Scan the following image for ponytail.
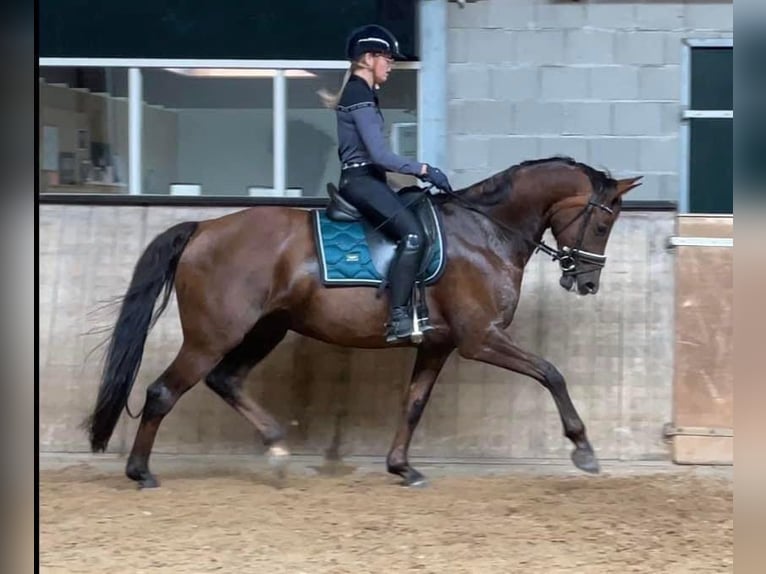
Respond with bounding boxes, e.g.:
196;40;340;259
317;62;364;109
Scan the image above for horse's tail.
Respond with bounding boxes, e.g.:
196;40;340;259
86;220;199;452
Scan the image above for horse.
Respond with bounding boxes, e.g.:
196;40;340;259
85;156;642;488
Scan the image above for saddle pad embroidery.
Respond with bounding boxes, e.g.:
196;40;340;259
313;209;445;287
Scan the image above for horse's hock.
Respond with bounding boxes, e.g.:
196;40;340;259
39;203;730;466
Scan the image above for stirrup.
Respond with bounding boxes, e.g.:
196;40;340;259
417;316;435;334
415;304;434;333
411;283;433;341
385;308;413;343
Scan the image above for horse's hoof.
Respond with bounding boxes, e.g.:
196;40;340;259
126;462;159;488
401;468;428;488
268;444;291;479
405;476;429;488
571;447;600;474
138;475;160;489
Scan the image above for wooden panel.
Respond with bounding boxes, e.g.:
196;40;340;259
672;216;733;464
674;436;733;466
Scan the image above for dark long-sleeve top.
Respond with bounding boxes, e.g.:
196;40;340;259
335;75;422;176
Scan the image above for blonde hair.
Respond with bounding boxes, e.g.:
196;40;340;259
317;58;370;109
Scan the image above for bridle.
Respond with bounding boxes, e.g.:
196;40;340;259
543;183;615;278
436;181;615;277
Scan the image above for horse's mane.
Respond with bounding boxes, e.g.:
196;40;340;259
448;156;617;207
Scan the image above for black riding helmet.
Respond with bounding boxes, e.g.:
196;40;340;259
345;24;405;61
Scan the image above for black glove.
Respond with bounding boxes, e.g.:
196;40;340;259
420;165;452;193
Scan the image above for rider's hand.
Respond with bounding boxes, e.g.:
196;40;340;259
419;165;452;193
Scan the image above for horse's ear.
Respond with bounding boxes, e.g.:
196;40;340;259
616;176;643;196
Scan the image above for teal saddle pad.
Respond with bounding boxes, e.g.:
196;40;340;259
312;208;446;288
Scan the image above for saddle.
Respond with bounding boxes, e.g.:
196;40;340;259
313;183;446;340
324;182;443;285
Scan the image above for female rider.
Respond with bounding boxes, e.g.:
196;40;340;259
319;24;452;343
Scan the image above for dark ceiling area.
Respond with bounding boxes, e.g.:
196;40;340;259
39;1;419;61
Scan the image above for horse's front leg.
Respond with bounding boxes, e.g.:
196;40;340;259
386;344;453;487
459;327;600;474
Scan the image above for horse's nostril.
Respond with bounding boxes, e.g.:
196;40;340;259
585;282;597;293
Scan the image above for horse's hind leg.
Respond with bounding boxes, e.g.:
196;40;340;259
204;313;290;470
386;344;452;487
126;344;220;488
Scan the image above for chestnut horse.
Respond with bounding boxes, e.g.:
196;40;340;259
85;156;641;488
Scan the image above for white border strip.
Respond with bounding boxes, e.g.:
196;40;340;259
682;110;733;119
39;57;420;70
667;236;733;248
684;38;733;48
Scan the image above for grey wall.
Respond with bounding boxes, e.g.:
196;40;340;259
40;204;675;462
446;0;734;201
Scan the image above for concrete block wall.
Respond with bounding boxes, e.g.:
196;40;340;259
447;0;733;202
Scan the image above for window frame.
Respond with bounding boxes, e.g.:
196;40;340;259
38;57;421;199
679;38;733;215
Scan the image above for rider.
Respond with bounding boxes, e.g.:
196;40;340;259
319;24;453;343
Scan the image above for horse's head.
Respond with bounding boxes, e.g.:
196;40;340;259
549;175;643;295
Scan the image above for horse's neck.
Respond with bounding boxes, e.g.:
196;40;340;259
452;172;577;262
474;176;573;257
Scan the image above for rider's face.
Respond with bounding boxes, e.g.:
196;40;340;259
371;53;394;84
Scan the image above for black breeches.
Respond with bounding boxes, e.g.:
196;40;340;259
339;168;425;310
339;169;423;242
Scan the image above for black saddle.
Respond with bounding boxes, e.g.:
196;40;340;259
324;182;442;283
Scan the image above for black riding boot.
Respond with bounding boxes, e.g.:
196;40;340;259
385;233;423;343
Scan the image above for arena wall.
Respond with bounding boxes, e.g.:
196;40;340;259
40;203;675;463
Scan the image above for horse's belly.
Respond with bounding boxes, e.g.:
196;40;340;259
291;285;393;348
